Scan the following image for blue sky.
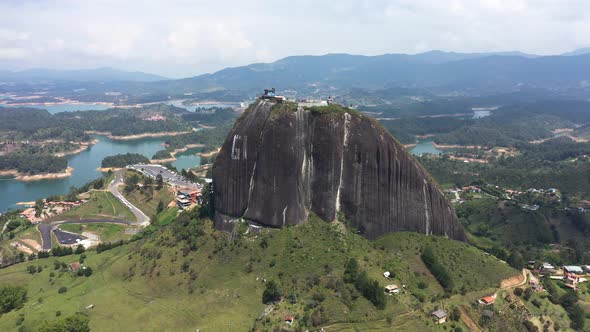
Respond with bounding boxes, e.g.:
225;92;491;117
1;0;589;78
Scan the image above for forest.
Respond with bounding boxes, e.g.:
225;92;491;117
101;153;150;168
0;152;67;174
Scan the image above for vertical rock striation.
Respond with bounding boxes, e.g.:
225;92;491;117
213;100;466;241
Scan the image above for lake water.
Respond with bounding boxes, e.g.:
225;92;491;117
3;100;241;114
1;103;112;114
410;140;443;156
0;135;200;212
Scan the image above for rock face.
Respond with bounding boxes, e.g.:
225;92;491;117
213;99;466;241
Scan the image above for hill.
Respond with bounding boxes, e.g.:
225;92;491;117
163;52;590;97
0;67;167;83
0;211;517;331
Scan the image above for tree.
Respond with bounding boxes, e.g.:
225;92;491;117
156;200;165;214
6;220;21;232
74;244;85;255
156;173;164;189
508;251;524;269
0;285;27;314
262;280;282;304
144;176;153;186
39;312;90;332
421;246;453;292
124;174;140;193
451;306;461;321
92;178;104;189
343;258;359;283
198;182;215;218
35;198;44;217
523;287;533;301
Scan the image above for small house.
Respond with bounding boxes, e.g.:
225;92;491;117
69;262;81;272
478;294;496;305
431;309;447;324
541;262;555;271
385;284;400;294
383;271;391;278
285;315;294;325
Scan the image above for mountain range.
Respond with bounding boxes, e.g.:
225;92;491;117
0;67;167;83
3;49;590;99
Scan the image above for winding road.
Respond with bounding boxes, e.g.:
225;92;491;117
108;169;151;226
38;219;135;250
38;169;150;250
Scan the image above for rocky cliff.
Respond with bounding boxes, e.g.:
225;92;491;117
213;99;466;241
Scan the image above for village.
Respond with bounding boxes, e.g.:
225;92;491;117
3;163;211;260
381;260;590;327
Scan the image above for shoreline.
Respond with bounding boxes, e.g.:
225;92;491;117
0;100;114;107
432;142;484;149
85;130;193;141
53;138;100;157
150;143;206;163
198;147;221;158
96;167;120;172
150;158;176;164
0;167;75;182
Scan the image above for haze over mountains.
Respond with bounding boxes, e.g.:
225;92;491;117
0;67;167;83
3;49;590;100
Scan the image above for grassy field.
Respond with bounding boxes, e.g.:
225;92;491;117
0;213;522;332
123;186;175;218
375;232;517;293
154;207;178;226
58;223;131;243
54;191;135;222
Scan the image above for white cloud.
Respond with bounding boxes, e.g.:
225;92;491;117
0;0;589;77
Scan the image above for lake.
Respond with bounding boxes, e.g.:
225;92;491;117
2;99;242;115
0;135;200;211
1;103;112;114
410;140;443;156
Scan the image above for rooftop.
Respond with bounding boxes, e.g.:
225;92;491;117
431;309;447;319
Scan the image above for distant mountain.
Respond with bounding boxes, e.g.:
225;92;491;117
4;51;590;101
170;52;590;96
410;50;538;64
562;48;590;56
0;67;168;83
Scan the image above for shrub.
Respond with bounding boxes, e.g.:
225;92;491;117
0;285;27;314
39;312;90;332
58;286;68;294
74;244;85;255
421;246;453;292
262;281;282;304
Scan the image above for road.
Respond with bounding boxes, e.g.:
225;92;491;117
39;219;134;250
37;165;195;250
128;164;200;189
109;169;151;226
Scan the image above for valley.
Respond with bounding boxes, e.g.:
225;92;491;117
2;50;590;331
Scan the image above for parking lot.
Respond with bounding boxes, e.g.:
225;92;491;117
127;164;201;190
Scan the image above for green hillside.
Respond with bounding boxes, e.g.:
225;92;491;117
0;212;518;331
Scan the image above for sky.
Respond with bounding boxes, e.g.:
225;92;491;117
1;0;589;78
